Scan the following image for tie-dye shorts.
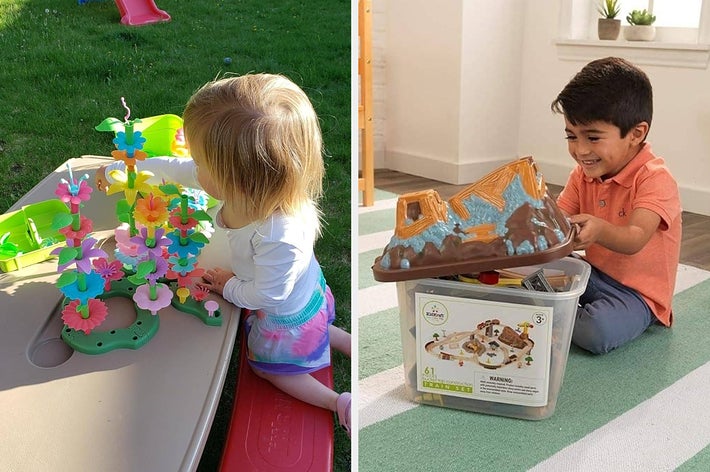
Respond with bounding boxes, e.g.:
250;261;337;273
244;285;335;375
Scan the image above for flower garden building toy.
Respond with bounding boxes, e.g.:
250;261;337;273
51;99;221;355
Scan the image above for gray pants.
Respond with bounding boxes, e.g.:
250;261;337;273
573;265;655;354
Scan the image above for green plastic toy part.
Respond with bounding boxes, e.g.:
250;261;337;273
95;114;184;157
61;276;160;355
61;275;223;355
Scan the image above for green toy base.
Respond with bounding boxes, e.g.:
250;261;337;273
169;282;223;326
61;275;222;355
61;277;160;355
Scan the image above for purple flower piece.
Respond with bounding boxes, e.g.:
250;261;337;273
145;256;169;285
130;227;170;258
56;237;108;274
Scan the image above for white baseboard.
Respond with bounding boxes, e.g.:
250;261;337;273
385;151;519;185
382;153;710;217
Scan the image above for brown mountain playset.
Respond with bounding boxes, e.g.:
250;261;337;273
372;156;574;282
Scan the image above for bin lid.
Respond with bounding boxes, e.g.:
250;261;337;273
372;156;575;282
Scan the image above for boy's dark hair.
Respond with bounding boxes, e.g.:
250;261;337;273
551;57;653;138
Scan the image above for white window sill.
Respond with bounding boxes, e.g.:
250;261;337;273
555;39;710;69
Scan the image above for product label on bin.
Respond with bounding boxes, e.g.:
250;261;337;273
415;292;553;407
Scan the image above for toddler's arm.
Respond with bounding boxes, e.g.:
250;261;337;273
94;156;200;191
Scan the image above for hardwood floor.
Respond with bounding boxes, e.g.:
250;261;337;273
373;168;710;271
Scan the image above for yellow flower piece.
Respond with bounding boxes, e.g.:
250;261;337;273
106;169;155;206
134;193;170;228
176;287;190;303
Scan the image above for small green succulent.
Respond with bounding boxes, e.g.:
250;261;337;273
627;9;656;26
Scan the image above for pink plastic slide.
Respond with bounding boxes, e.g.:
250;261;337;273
114;0;170;26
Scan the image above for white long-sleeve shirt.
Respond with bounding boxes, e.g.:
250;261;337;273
105;157;323;315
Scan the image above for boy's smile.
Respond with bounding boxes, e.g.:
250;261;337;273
563;119;647;180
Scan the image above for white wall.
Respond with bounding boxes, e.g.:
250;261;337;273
381;0;526;184
518;0;710;215
373;0;710;215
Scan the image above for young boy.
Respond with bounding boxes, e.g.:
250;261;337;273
551;57;682;354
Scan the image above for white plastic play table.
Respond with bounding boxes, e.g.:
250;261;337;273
0;156;240;471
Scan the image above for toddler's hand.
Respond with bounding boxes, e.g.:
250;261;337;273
199;267;235;296
95;165;110;192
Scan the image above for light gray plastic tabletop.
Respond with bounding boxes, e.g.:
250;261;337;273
0;156;240;471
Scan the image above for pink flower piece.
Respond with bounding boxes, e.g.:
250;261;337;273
92;258;124;290
204;300;219;317
55;179;93;206
61;299;108;334
133;283;173;316
191;285;209;302
169;208;199;231
59;216;93;240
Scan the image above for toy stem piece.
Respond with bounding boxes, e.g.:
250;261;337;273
71;212;81;231
127;170;136;189
149;282;158;301
79;303;90;319
77;272;87;292
146;226;156;248
180;194;189;224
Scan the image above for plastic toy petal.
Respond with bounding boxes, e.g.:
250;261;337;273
133;283;173;315
62;299;108;335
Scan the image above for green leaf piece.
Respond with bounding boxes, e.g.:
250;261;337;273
159;184;181;195
56;271;78;288
190;233;210;244
135;259;156;278
191;210;211;222
51;213;74;231
58;247;79;265
95;117;124;133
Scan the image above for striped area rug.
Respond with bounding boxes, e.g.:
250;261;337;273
358;189;710;472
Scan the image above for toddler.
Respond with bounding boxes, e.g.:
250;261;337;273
96;74;352;435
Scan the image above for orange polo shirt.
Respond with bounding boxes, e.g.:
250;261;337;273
557;143;682;326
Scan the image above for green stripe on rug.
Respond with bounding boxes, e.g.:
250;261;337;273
359;307;402;379
359;277;710;471
359;248;384;289
677;443;710;471
360;188;399;205
358;207;395;236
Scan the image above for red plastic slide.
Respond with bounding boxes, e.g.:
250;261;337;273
114;0;170;26
219;326;335;471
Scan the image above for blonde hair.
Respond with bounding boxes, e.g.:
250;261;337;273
183;74;324;229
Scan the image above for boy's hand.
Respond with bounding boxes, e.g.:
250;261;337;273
199;267;235;296
569;209;660;255
95;165;110;192
569;213;604;250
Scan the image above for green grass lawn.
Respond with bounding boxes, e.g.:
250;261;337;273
0;0;351;469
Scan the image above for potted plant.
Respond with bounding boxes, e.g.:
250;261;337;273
597;0;621;40
624;9;656;41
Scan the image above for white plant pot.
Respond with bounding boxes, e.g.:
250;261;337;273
624;25;656;41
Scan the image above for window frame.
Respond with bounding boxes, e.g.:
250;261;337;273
556;0;710;69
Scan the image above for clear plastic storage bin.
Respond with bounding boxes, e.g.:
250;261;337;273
396;256;590;420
